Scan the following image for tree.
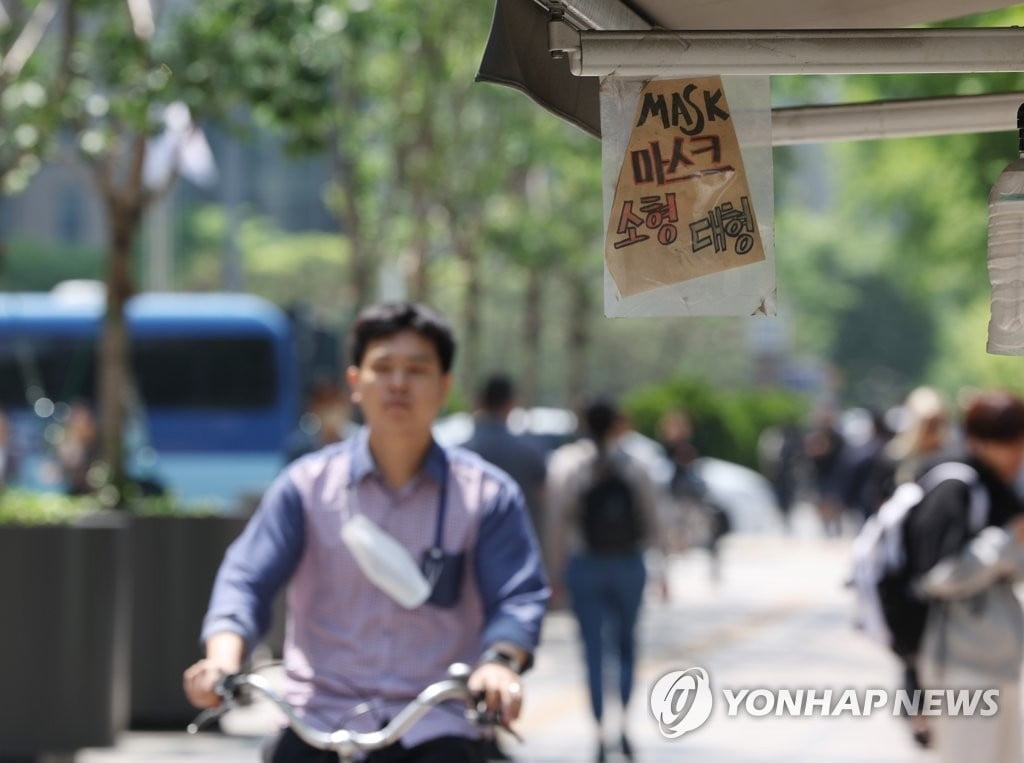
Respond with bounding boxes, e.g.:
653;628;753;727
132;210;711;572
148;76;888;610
180;0;419;316
182;1;610;402
771;5;1024;407
46;2;197;499
0;0;75;267
830;274;935;407
7;0;335;502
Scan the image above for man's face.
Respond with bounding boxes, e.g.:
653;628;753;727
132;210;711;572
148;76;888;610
347;331;451;438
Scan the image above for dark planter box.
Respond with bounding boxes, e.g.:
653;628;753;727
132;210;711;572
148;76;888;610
128;515;248;728
0;515;131;757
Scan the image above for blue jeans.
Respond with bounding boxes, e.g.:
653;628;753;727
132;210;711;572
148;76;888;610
565;552;647;722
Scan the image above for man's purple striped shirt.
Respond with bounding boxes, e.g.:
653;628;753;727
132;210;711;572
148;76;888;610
202;428;549;750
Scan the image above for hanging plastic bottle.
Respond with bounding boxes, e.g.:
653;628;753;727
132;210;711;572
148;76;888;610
987;104;1024;355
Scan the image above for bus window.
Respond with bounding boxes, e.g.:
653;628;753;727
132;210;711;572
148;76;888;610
0;291;301;510
0;337;96;407
133;336;277;408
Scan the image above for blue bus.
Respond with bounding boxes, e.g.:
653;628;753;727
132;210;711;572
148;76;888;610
0;287;301;509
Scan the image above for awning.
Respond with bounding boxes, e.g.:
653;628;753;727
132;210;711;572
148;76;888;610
477;0;1024;140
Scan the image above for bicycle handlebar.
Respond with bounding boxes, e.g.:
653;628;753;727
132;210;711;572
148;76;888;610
188;662;503;758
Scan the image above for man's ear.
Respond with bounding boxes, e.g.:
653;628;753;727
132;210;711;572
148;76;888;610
346;366;361;404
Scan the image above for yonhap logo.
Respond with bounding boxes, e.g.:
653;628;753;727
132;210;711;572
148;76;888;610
648;666;1001;740
649;667;714;738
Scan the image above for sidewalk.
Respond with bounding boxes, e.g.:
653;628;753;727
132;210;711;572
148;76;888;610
81;507;950;761
510;527;935;762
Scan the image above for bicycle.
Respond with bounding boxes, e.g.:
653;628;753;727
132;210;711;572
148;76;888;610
187;662;519;762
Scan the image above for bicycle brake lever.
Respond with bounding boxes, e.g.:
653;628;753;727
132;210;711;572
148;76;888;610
188;673;245;734
466;703;524;743
495;719;524;743
187;703;230;734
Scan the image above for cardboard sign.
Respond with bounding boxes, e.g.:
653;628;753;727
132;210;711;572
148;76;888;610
605;77;766;298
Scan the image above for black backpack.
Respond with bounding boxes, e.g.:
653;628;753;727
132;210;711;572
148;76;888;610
580;458;645;555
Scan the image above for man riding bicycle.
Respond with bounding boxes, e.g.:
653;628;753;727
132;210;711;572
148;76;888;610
184;302;550;762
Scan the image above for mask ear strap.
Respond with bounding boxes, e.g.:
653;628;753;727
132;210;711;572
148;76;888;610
343;482;356;522
431;467;448;552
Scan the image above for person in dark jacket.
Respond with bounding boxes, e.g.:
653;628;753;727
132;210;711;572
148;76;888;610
462;374;547;539
460;374;547;762
804;407;847;537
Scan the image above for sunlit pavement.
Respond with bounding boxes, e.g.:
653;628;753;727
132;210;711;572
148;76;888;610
82;504;951;762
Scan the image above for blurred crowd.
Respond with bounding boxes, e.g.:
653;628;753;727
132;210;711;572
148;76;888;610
447;378;1024;762
757;385;965;537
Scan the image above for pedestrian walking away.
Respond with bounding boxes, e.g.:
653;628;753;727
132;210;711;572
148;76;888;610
461;373;547;550
546;398;665;763
460;372;548;762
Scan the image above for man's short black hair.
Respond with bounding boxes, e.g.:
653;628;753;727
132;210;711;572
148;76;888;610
348;302;456;373
479;374;515;412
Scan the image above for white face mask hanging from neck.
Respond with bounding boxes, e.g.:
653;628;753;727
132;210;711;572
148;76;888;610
340;509;432;609
341;449;453;610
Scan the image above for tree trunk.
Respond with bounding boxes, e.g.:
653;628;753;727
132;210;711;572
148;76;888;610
350;237;373;311
408;195;430;303
460;245;481;396
0;193;7;277
521;268;543;406
99;202;138;503
329;142;373;313
221;135;244;292
566;277;591;413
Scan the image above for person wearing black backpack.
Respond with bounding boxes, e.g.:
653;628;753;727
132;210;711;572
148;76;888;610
545;399;662;763
903;390;1024;763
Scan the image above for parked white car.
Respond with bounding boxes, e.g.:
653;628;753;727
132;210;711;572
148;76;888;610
435;412;784;534
618;430;784;534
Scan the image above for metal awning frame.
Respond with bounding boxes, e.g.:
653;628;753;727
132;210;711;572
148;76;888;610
539;0;1024;143
772;91;1024;145
552;26;1024;77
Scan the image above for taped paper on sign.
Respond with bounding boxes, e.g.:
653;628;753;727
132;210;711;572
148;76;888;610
601;76;775;317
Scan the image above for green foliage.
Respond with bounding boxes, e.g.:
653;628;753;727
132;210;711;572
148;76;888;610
179;206;352;323
0;0;72;192
0;238;104;290
484;129;604;276
830;274;936;407
0;79;51;193
624;376;806;468
441;385;470;417
171;0;336;147
55;2;170;158
931;294;1024;397
13;0;1024;416
771;5;1024;407
0;486;218;523
128;492;220;517
0;488;99;525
